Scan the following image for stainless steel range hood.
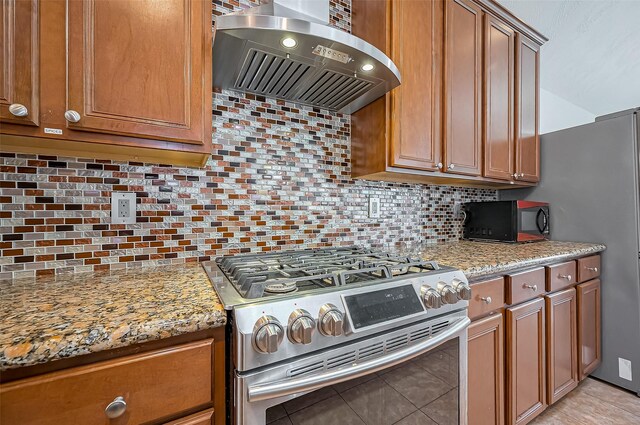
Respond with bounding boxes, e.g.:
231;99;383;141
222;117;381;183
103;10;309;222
212;0;401;114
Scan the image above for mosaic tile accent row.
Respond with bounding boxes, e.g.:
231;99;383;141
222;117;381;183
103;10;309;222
0;0;496;279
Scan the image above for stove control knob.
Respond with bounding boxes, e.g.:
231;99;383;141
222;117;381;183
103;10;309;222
288;309;315;344
318;304;344;337
253;315;284;354
438;282;458;304
452;278;472;301
421;287;442;309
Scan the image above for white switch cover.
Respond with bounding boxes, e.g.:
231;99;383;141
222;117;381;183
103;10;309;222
111;192;136;224
368;197;380;218
619;357;633;381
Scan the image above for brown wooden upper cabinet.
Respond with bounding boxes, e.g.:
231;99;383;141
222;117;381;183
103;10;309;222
0;0;39;126
0;0;212;167
388;0;444;171
483;14;515;181
445;0;483;177
351;0;546;188
515;34;541;183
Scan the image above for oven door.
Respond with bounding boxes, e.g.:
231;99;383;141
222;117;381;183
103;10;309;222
235;313;469;425
516;201;550;242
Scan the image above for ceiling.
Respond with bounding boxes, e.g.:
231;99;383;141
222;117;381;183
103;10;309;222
498;0;640;117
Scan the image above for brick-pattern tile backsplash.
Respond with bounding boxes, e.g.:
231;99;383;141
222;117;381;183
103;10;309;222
0;0;496;279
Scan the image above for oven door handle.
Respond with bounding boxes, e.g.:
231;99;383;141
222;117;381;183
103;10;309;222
247;316;470;402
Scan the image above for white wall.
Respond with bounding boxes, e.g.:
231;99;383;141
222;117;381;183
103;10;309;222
540;88;596;134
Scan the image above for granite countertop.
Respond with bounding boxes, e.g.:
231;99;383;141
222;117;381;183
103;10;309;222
420;240;606;280
0;263;226;371
0;240;605;372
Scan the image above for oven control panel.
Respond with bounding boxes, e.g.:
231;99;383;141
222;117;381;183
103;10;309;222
235;269;470;371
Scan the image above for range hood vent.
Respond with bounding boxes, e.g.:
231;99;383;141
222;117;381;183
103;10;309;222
212;0;401;114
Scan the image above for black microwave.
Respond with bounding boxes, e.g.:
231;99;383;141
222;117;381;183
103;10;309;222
463;200;550;243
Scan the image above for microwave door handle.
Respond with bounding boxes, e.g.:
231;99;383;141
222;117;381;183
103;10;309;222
541;209;549;233
536;209;549;233
247;317;470;402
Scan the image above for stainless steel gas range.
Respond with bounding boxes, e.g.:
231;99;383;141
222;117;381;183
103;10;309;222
203;247;471;425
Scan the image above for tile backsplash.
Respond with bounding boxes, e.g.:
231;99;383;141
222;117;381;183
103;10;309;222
0;0;496;279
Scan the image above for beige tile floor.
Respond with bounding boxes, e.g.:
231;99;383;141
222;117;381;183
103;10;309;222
530;378;640;425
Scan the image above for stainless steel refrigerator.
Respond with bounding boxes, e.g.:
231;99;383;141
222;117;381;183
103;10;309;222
502;107;640;395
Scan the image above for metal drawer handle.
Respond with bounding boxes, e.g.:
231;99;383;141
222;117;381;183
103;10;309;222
586;267;598;272
9;103;28;117
64;110;81;123
523;284;538;291
559;274;572;280
105;396;127;419
480;296;492;304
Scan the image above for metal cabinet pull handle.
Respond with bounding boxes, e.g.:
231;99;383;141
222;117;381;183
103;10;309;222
436;162;443;169
523;284;537;291
559;274;572;280
64;110;81;123
480;296;492;304
586;267;598;272
105;396;127;419
9;103;28;117
449;164;455;169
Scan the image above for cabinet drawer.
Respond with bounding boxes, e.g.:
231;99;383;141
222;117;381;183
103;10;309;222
546;261;577;292
469;277;505;319
506;267;545;305
0;339;214;425
577;255;601;283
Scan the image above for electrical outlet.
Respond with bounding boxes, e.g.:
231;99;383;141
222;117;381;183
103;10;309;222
368;197;380;218
619;357;633;381
111;192;136;224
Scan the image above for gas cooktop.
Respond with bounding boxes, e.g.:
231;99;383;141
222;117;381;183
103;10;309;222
211;246;443;299
203;246;471;373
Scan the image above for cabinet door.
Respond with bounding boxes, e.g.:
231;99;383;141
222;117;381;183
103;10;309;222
389;0;443;171
514;34;540;183
577;279;601;380
0;0;38;126
66;0;211;144
545;288;578;405
468;314;504;425
483;14;515;181
444;0;482;176
506;298;546;425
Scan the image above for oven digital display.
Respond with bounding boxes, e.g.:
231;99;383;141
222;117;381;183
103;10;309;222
344;285;424;329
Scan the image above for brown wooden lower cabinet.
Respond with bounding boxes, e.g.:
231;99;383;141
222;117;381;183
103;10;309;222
468;313;504;425
0;338;222;425
468;255;602;425
577;279;602;380
506;298;546;425
545;288;578;404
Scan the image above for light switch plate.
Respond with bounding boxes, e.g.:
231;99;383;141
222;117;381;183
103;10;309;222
619;357;633;381
368;197;380;218
111;192;136;224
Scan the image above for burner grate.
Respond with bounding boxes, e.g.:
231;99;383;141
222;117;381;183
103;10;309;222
216;247;442;299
